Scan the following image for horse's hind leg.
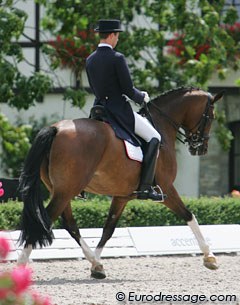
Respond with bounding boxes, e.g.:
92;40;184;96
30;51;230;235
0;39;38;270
92;196;129;279
61;204;105;278
165;185;218;270
17;191;69;265
17;244;32;265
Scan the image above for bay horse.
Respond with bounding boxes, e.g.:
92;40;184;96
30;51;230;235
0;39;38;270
18;87;223;279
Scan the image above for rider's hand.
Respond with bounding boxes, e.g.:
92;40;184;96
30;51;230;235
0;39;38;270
142;91;150;103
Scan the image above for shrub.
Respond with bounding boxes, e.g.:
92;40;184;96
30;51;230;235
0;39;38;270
0;196;239;230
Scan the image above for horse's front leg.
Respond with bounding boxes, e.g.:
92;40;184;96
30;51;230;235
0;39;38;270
164;185;218;270
187;214;218;270
92;196;129;279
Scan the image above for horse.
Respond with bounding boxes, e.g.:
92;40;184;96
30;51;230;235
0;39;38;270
17;87;224;279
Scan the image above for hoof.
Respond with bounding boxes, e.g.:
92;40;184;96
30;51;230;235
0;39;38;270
91;264;106;279
203;256;219;270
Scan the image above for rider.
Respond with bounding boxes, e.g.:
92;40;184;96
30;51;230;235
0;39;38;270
86;19;165;202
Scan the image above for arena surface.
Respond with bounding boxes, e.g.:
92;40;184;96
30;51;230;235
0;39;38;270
2;254;240;305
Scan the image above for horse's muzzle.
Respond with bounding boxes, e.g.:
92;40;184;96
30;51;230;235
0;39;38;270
189;144;208;156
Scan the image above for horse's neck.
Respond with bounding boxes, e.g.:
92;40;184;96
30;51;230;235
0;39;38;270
150;95;186;145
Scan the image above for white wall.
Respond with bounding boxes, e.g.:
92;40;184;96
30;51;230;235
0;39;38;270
174;144;200;197
209;69;240;87
0;94;90;123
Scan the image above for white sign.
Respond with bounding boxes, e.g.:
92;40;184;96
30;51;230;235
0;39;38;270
129;225;240;255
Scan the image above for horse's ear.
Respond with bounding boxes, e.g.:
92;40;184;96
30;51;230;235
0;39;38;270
213;90;225;103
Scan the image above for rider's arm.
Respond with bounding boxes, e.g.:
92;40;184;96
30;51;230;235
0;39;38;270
115;53;145;105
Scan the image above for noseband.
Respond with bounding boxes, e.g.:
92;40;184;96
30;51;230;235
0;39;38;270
147;93;214;150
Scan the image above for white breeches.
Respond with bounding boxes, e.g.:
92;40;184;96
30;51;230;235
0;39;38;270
134;112;161;142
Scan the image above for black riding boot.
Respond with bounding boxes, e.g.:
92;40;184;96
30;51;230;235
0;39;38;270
136;138;167;202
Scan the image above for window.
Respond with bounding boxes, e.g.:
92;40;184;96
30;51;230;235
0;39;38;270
229;121;240;191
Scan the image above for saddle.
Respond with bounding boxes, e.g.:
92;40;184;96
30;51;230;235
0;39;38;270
90;105;144;147
90;105;144;162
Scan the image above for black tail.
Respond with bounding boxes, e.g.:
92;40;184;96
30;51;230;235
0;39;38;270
19;126;58;248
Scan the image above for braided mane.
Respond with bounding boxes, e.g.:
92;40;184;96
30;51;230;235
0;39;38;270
152;86;201;102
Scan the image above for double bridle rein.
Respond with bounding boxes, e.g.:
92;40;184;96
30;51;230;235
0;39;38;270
145;93;214;150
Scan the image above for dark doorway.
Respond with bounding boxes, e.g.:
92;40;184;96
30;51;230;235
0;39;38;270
229;121;240;192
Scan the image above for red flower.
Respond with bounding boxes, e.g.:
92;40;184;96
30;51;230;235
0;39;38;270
0;181;4;197
195;44;210;60
0;286;9;299
167;34;186;57
220;22;240;43
11;266;32;295
41;296;52;305
0;264;52;304
167;33;210;63
48;30;96;69
31;290;52;305
0;236;11;259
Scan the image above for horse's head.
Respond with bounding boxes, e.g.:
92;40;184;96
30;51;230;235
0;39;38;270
149;88;224;156
182;90;224;156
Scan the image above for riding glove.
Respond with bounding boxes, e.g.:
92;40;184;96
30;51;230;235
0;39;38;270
142;91;150;103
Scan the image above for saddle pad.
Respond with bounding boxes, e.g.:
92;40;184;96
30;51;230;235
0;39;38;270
124;140;143;162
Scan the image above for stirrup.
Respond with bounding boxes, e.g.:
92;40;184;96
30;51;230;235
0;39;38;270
133;185;167;202
152;185;166;202
76;191;86;200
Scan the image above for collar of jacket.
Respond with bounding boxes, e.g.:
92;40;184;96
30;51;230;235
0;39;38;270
98;43;113;49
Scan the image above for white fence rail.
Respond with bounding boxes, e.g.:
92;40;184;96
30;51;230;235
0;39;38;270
1;225;240;261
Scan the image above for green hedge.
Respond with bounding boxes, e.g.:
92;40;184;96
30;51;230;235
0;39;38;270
0;196;240;230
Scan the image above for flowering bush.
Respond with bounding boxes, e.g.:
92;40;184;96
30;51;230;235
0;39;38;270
0;236;52;305
221;22;240;44
167;33;210;64
167;22;240;64
49;30;96;71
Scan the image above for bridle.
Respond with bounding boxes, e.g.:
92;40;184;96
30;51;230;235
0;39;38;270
144;93;214;150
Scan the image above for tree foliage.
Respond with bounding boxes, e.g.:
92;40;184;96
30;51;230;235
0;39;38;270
0;113;31;177
0;0;52;110
0;0;53;177
1;0;239;108
38;0;239;93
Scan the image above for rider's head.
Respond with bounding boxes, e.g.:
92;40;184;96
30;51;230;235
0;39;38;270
95;19;123;48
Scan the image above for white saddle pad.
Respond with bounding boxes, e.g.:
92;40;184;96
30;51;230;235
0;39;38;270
124;140;143;162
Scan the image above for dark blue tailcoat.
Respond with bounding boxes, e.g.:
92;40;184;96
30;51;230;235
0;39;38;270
86;46;145;143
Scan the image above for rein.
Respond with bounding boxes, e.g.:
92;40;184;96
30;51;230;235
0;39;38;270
145;93;214;148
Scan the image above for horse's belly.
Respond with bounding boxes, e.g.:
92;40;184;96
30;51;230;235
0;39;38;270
85;156;141;196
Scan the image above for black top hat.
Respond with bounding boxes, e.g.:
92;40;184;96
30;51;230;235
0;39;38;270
94;19;123;33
